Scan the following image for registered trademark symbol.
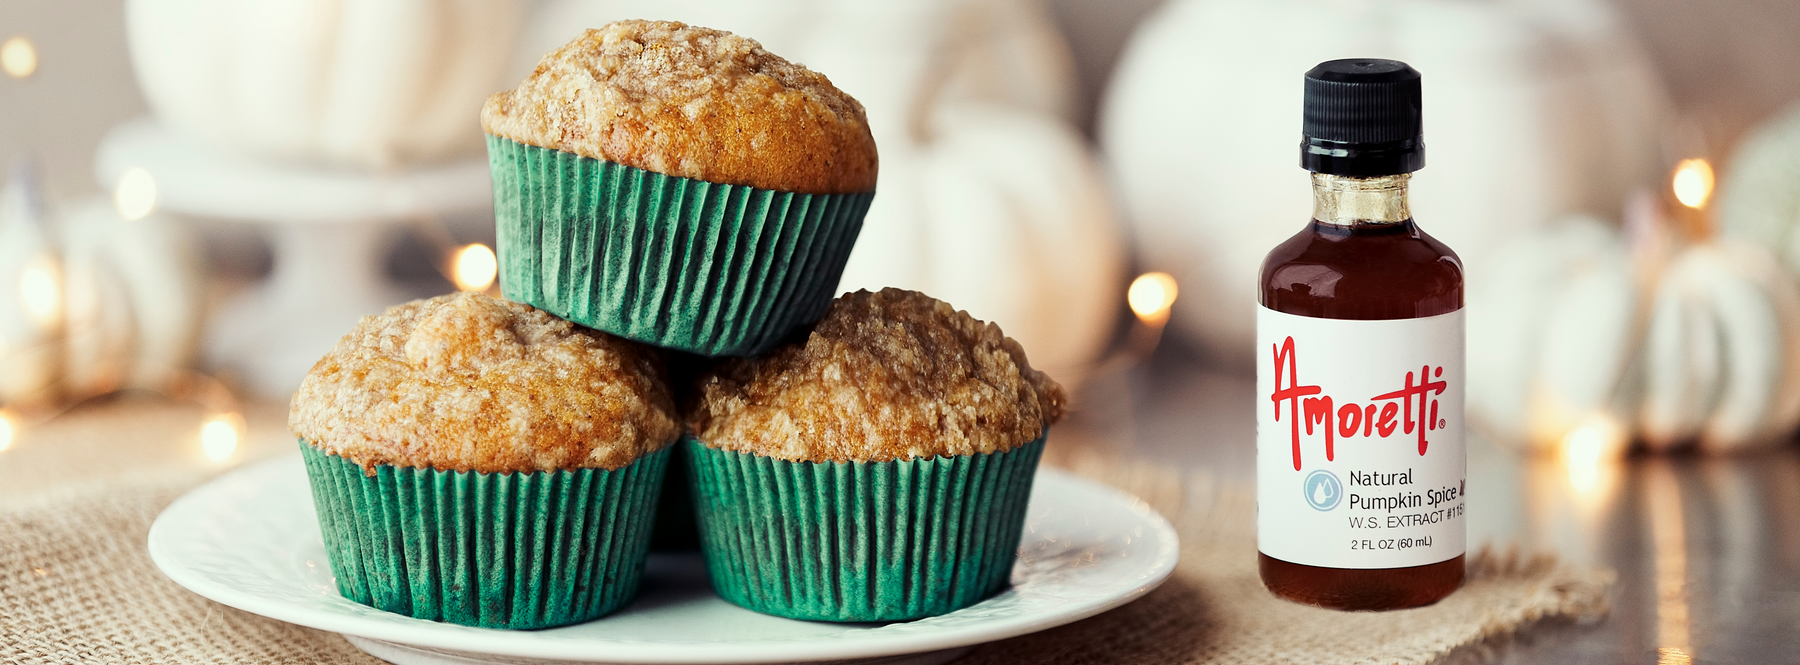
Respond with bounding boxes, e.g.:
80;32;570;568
1438;419;1446;428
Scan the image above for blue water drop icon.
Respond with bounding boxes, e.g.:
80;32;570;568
1304;470;1343;511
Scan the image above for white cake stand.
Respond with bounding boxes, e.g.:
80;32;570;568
95;118;493;398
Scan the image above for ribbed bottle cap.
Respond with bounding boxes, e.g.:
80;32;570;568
1300;59;1423;176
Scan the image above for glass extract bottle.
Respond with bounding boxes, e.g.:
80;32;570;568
1256;59;1466;610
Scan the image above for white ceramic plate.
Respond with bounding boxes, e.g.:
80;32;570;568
149;455;1178;665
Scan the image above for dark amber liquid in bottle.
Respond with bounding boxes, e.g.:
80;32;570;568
1257;217;1465;610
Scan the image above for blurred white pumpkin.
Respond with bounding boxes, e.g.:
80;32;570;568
60;200;208;397
1636;238;1800;450
125;0;528;169
520;0;1125;378
1100;0;1669;365
1468;216;1638;446
1469;201;1800;453
0;164;206;407
0;164;61;406
1718;103;1800;273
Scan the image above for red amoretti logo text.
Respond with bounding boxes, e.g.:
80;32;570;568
1270;336;1447;471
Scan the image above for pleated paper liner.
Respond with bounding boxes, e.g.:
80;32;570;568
487;136;875;357
685;434;1047;622
299;441;669;630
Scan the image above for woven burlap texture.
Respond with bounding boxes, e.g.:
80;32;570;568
1;478;384;665
962;447;1614;665
0;402;1612;664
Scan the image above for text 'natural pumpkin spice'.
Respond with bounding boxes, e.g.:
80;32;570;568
1257;59;1467;610
481;20;877;357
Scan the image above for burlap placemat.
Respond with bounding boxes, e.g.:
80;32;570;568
0;400;1612;664
959;447;1614;665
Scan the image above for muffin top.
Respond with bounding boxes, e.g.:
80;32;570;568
688;288;1066;463
290;292;679;474
481;19;878;195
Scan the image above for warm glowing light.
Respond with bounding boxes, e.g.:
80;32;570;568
1646;462;1692;658
20;259;60;328
453;243;498;292
201;414;242;462
1128;272;1178;324
1561;415;1624;496
1672;159;1713;210
0;412;16;452
1;37;36;79
115;168;157;220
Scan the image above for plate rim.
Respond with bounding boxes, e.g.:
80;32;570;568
148;454;1179;664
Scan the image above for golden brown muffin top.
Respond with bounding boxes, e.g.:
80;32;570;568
481;20;878;195
688;288;1066;463
290;292;679;474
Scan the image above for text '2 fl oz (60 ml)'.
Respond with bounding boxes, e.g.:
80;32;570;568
1256;58;1466;611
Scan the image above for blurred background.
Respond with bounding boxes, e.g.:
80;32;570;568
10;0;1800;448
4;0;1800;661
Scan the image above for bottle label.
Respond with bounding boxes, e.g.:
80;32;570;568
1256;306;1465;569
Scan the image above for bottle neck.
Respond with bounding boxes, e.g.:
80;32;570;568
1312;173;1410;226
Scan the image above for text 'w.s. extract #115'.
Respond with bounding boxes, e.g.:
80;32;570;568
1256;58;1467;612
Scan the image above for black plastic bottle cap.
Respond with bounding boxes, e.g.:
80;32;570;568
1301;58;1423;176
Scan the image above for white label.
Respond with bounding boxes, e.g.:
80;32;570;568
1256;306;1465;569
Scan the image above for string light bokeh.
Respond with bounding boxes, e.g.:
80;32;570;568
0;411;16;452
19;258;60;327
1;36;36;79
200;412;243;463
114;167;157;220
452;243;498;292
1560;414;1626;502
1127;271;1178;326
1672;158;1714;210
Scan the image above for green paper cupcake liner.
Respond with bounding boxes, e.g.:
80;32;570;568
685;434;1047;622
299;441;670;630
487;136;875;357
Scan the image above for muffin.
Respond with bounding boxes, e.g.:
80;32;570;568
482;20;878;357
684;288;1066;621
291;292;679;629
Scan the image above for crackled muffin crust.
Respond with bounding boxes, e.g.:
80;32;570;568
481;20;878;195
290;292;679;474
688;288;1066;462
